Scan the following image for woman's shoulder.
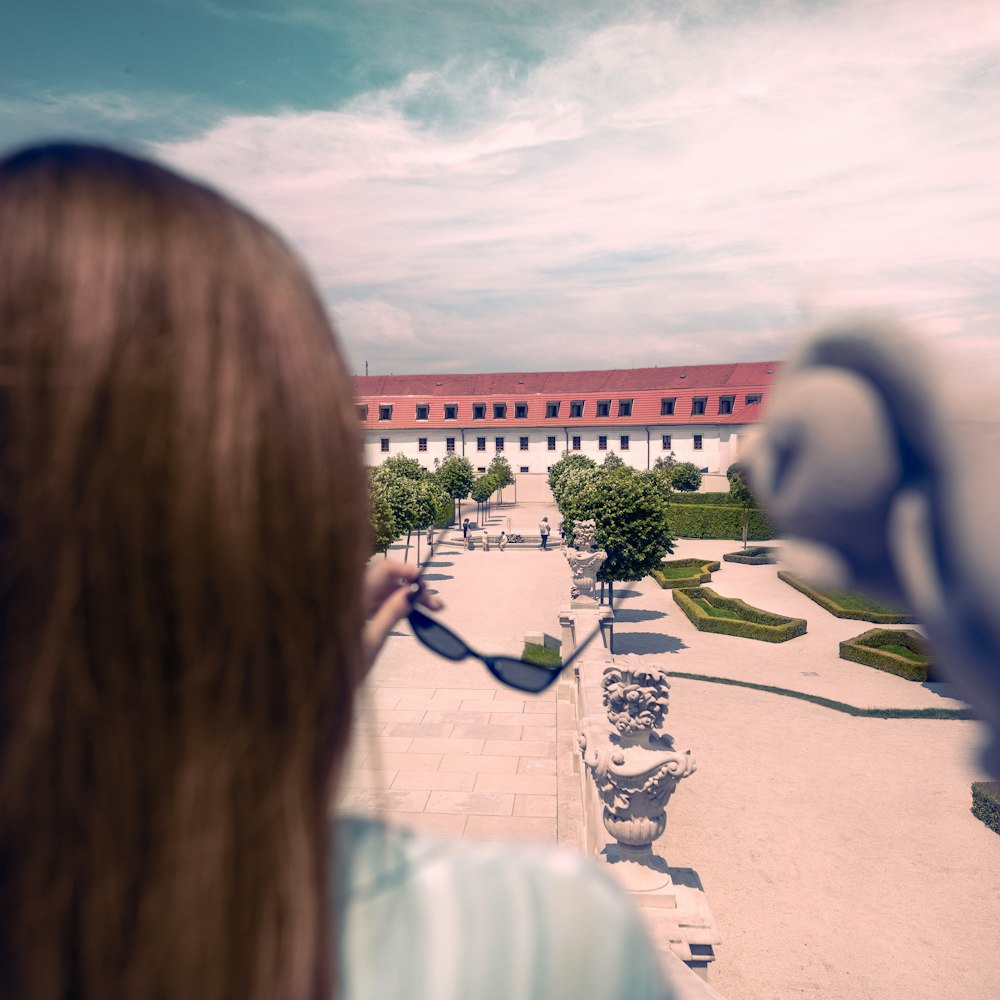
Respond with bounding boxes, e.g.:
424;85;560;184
332;815;671;1000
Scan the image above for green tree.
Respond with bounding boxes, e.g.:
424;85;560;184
367;469;398;557
553;464;674;613
727;462;758;550
381;453;425;481
670;461;702;492
411;478;450;563
487;455;515;504
470;473;497;524
371;466;421;562
601;451;624;470
547;452;597;500
435;454;475;525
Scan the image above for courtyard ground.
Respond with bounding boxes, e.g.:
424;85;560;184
340;498;1000;1000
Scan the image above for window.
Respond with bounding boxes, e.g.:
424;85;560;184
662;434;672;450
495;437;504;452
745;393;762;405
596;400;610;417
444;404;458;420
618;399;633;417
547;436;557;451
691;397;706;416
378;404;392;421
660;397;676;416
415;403;429;420
515;402;528;419
572;436;581;451
694;435;703;450
718;396;734;415
446;437;455;453
598;435;607;450
520;466;529;473
570;400;584;418
477;467;486;473
520;437;529;451
493;403;507;419
477;437;486;451
418;438;427;452
356;404;368;420
546;401;560;418
620;435;630;451
473;403;486;420
380;438;389;452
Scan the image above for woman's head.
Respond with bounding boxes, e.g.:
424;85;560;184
0;144;368;999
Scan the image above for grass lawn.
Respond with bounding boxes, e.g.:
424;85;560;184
876;642;925;662
826;590;903;615
691;597;741;620
521;642;561;668
658;564;706;578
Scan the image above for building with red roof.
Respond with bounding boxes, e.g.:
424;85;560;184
353;360;780;479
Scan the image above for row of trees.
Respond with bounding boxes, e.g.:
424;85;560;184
368;452;516;559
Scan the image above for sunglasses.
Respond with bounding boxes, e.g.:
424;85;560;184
407;540;603;692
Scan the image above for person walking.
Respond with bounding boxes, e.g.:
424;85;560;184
539;516;551;550
462;517;470;539
481;527;490;552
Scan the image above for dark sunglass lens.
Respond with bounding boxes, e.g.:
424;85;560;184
410;612;469;661
489;657;560;693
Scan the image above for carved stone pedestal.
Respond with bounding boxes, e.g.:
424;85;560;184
559;606;615;658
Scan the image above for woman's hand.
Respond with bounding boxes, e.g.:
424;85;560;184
362;560;443;670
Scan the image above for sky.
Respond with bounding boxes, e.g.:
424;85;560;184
2;0;999;376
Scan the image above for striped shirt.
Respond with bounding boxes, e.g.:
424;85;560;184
332;815;672;1000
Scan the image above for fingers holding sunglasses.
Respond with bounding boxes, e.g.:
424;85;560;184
363;560;443;670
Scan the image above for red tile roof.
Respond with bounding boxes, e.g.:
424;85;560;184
353;361;779;430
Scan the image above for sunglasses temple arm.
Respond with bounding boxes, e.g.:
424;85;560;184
562;622;604;668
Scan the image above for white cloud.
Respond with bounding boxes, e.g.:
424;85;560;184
157;0;1000;374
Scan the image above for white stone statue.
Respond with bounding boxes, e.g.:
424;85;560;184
563;519;607;608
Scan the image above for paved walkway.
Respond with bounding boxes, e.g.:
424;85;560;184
340;500;1000;1000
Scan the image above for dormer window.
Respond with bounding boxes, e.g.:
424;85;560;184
444;404;458;420
546;401;560;418
596;400;611;417
415;403;429;420
493;403;507;419
473;403;486;420
618;399;633;417
378;404;393;421
745;393;762;405
660;398;675;416
515;402;528;419
356;404;368;421
718;396;734;415
570;400;584;418
691;398;706;416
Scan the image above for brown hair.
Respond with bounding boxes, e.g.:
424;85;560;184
0;145;368;1000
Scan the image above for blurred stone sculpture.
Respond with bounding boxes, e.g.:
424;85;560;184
744;317;1000;777
564;519;607;608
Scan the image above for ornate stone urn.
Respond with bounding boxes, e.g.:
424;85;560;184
579;659;696;860
563;519;607;608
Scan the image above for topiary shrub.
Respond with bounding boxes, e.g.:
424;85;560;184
778;571;911;623
673;586;807;642
723;546;779;565
839;628;930;681
972;782;1000;836
670;461;702;491
650;557;720;589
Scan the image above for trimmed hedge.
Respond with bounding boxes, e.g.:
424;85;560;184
972;782;1000;836
839;628;930;682
778;571;912;623
666;503;774;540
650;557;721;589
723;546;779;565
668;492;741;506
673;586;807;642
